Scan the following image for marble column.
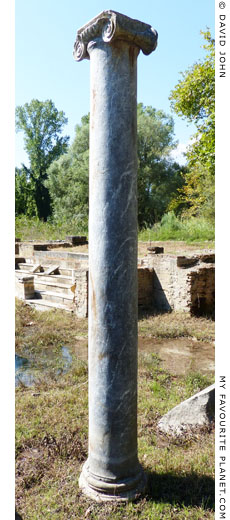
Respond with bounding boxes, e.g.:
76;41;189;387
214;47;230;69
73;10;157;502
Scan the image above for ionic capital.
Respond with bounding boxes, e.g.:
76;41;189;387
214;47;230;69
73;10;158;61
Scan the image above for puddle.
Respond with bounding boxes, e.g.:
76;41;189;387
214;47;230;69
138;336;215;375
15;346;73;387
16;335;214;385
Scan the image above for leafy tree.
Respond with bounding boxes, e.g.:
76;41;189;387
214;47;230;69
137;103;184;227
46;106;184;228
45;114;89;225
15;166;37;216
15;99;69;220
169;31;215;219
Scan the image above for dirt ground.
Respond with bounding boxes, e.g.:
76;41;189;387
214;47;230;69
139;336;214;376
70;333;214;377
53;240;214;258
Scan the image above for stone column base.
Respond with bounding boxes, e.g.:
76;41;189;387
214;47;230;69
79;461;147;502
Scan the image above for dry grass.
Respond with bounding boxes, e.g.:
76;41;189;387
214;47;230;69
138;310;215;342
15;300;214;519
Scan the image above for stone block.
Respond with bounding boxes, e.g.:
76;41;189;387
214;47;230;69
177;256;198;268
15;275;35;300
158;384;215;435
43;265;59;275
66;235;88;245
138;268;154;307
18;243;35;257
75;269;88;318
147;246;164;254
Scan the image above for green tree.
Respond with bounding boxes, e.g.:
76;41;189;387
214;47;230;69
46;106;184;229
169;31;215;219
15;166;37;216
45;114;89;226
15;99;69;220
137;103;184;227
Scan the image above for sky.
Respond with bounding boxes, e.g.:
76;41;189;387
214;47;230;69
15;0;215;167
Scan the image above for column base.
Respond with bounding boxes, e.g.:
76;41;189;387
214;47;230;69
79;461;147;502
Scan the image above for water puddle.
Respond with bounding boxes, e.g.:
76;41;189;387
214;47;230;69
15;346;73;387
16;335;214;386
138;336;215;375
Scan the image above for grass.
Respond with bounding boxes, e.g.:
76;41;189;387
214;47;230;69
138;311;215;342
15;213;214;245
138;213;214;243
15;300;215;519
15;215;88;241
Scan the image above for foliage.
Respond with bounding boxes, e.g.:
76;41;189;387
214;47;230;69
15;166;37;217
46;106;185;228
138;212;214;242
15;99;69;220
137;104;185;227
15;214;88;241
15;212;214;244
45;115;89;223
169;31;215;219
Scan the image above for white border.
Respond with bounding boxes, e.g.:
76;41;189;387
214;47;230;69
215;0;230;518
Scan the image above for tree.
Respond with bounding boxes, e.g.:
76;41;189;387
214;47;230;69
169;31;215;219
15;166;37;216
15;99;69;220
45;114;89;226
46;106;184;229
137;103;184;227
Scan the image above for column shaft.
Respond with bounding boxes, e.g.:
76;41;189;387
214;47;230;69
74;10;158;502
80;41;144;500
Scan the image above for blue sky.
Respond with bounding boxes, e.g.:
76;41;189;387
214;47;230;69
15;0;214;166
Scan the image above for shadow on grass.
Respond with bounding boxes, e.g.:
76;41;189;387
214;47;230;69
146;470;215;510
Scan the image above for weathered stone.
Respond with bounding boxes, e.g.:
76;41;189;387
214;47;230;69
31;264;41;273
74;10;157;502
74;10;157;62
43;265;59;275
15;275;35;300
15;247;215;316
75;269;88;318
66;235;88;245
142;251;215;316
158;384;215;435
147;246;164;254
15;257;26;268
138;268;154;307
177;256;199;268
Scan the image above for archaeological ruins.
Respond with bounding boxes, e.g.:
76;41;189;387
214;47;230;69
15;238;215;318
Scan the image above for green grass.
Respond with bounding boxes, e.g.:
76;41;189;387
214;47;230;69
15;215;88;241
15;300;215;519
15;213;214;244
138;212;214;243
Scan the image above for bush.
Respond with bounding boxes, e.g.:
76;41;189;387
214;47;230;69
15;215;88;241
138;211;214;242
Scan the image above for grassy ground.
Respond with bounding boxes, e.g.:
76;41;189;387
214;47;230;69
15;214;214;245
15;299;215;519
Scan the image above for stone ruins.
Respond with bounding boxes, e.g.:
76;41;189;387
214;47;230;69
15;239;215;318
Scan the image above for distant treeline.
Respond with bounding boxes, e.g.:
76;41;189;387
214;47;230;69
15;31;214;233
